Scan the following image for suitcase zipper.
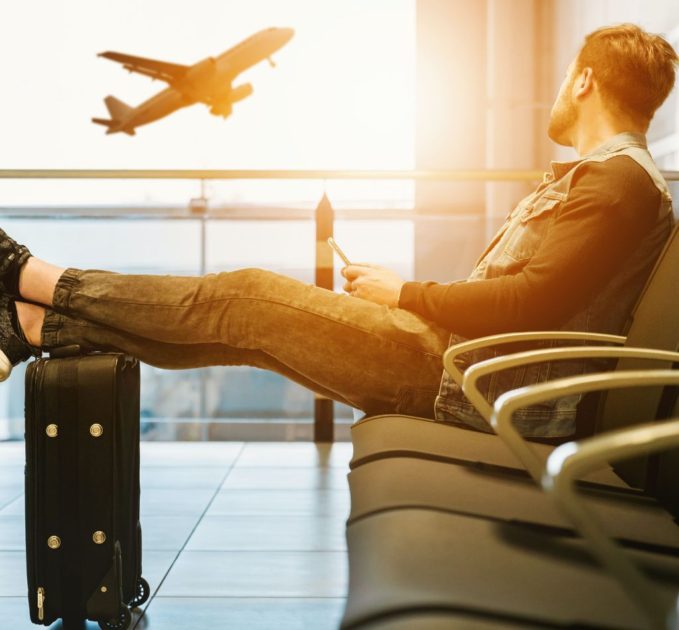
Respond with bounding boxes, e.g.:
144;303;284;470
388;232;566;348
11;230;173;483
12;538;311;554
37;586;45;621
28;360;47;622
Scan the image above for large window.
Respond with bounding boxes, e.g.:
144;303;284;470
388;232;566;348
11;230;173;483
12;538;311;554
0;1;416;440
649;23;679;171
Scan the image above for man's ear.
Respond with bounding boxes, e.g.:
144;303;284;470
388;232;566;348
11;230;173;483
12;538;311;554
573;66;595;100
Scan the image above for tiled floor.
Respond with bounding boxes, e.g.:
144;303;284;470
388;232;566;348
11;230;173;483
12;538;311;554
0;441;351;629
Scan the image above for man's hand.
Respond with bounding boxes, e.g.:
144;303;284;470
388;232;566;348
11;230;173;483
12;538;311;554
341;264;405;307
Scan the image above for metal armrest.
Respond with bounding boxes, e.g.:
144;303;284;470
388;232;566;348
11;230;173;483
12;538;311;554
463;345;679;427
543;391;679;630
489;362;679;482
442;331;625;387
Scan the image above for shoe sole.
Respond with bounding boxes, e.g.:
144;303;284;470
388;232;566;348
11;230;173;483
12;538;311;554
0;350;12;382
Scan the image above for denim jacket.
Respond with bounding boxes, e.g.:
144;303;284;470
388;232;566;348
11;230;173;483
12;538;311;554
434;132;674;438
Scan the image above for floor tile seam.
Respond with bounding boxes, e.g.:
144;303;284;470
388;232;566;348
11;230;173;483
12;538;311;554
205;508;351;512
141;465;239;469
141;512;212;517
140;442;246;447
141;487;225;491
183;549;348;553
215;490;350;494
189;514;346;519
226;467;350;471
207;508;350;513
172;549;347;554
150;595;347;600
230;465;350;469
224;441;251;470
214;487;350;491
140;466;235;469
137;441;247;624
204;516;349;520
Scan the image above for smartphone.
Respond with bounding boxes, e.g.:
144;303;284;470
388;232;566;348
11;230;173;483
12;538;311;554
327;237;352;266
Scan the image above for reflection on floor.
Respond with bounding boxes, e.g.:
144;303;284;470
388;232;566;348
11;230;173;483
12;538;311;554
0;441;351;630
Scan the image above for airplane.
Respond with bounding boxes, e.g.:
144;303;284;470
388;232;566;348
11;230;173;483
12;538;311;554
92;27;294;136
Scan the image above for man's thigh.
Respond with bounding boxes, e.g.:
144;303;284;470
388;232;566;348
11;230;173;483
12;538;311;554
224;269;450;416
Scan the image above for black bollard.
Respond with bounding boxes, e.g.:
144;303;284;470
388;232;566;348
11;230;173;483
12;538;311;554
314;193;335;442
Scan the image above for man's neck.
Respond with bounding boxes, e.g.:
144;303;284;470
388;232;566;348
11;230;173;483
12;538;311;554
570;113;644;157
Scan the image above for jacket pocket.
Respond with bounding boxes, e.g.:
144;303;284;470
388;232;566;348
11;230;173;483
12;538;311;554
520;195;562;223
503;192;565;262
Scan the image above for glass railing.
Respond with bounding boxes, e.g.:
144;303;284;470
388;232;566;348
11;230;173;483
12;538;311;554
1;169;677;442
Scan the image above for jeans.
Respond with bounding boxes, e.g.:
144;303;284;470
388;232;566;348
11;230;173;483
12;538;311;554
40;267;449;418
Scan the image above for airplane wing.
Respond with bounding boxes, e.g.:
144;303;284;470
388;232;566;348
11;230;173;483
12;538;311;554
98;51;189;83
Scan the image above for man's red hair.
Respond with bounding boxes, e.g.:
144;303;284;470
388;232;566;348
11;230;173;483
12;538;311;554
576;24;678;128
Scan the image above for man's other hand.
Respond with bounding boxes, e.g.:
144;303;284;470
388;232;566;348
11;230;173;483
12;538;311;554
341;264;405;307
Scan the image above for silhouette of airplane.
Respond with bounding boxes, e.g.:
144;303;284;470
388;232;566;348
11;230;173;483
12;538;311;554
92;27;294;135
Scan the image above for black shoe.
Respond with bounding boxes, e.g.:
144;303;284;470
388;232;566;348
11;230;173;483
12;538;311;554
0;228;32;298
0;293;39;381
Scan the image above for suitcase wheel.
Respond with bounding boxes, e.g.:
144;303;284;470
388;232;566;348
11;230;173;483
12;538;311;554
98;605;132;630
129;577;150;608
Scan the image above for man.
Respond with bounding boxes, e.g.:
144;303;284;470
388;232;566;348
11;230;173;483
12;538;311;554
0;24;677;438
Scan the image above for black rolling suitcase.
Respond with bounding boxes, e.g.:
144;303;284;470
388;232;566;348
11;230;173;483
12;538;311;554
24;349;149;630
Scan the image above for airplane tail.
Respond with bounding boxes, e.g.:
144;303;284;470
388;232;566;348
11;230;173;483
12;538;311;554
91;116;136;136
92;96;136;135
104;95;133;120
92;117;114;130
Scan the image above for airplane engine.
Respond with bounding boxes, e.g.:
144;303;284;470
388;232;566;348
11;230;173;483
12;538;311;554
209;84;253;118
231;83;253;103
210;102;232;118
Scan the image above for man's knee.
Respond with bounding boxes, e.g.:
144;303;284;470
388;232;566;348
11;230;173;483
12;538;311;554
223;267;274;286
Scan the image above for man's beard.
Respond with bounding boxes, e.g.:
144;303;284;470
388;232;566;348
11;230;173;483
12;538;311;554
548;90;578;146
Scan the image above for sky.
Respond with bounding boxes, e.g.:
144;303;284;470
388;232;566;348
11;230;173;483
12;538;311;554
0;0;415;172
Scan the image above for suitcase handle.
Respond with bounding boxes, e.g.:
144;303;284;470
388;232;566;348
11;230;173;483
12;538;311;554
48;346;139;370
48;345;83;359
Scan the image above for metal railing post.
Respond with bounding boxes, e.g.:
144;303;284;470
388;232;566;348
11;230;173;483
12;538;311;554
314;192;335;442
190;180;210;439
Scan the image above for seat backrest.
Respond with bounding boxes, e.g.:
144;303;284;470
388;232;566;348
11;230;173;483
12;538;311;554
652;394;679;517
597;220;679;486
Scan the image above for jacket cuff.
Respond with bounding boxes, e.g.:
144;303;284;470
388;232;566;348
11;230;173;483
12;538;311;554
398;281;424;311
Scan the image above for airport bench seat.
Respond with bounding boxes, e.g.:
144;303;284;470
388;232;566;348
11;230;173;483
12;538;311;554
341;370;679;629
342;506;679;629
347;456;679;550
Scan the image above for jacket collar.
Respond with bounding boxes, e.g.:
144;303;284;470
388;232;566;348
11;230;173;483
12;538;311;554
548;132;648;181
